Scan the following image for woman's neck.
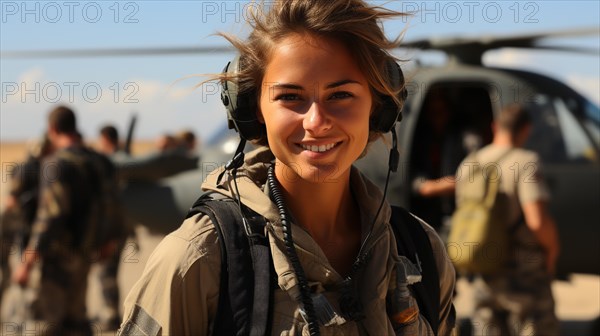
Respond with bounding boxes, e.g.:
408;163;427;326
274;163;357;242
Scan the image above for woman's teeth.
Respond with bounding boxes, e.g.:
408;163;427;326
301;143;337;153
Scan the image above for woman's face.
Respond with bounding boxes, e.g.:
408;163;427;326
259;33;373;184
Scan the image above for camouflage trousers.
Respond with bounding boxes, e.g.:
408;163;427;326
0;238;12;307
1;210;23;306
471;271;559;336
5;252;94;336
94;238;127;330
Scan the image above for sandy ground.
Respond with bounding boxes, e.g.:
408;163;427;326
2;141;599;335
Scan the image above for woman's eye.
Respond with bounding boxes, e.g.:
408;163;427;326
329;91;353;100
274;93;301;101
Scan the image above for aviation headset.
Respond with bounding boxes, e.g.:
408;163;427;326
220;55;408;142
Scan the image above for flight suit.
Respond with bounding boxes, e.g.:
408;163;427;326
120;147;457;335
455;144;559;335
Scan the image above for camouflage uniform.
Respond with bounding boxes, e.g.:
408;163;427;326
95;229;133;330
456;144;559;335
95;150;133;331
0;208;19;308
1;155;43;306
21;146;119;336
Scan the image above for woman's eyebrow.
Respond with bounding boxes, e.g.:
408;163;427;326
325;79;361;89
271;83;304;90
270;80;361;90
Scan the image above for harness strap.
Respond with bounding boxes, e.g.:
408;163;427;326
390;206;440;335
186;196;441;335
186;193;271;336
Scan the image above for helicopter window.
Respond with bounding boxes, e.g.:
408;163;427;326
554;98;598;162
525;95;597;163
407;85;494;230
583;101;600;146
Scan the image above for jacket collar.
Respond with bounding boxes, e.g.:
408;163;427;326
202;146;392;288
201;146;392;234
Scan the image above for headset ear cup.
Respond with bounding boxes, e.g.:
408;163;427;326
220;55;264;141
370;59;407;133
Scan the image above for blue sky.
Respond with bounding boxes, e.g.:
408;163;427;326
1;0;599;142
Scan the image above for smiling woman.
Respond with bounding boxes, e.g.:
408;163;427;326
119;1;456;335
258;33;372;185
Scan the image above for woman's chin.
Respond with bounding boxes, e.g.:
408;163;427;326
276;161;348;184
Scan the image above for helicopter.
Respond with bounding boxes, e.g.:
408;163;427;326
357;28;600;277
3;28;599;278
102;28;599;278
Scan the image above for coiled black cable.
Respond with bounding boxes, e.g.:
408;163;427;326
340;127;398;320
267;166;320;336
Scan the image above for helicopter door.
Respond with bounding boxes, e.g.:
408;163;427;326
525;95;600;275
407;84;494;233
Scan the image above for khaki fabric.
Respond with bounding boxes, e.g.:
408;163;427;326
455;144;558;335
120;147;456;335
455;145;549;228
456;144;551;270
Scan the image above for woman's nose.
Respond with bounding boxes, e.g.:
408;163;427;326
303;102;332;135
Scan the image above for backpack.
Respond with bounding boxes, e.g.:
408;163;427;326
186;193;441;335
447;149;514;275
57;147;125;256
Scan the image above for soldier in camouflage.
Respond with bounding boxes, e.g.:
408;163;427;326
12;106;119;336
0;134;53;308
95;124;134;331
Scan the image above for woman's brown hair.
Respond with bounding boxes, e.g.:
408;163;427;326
215;0;408;145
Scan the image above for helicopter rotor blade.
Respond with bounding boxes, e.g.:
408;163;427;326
401;27;599;51
503;45;600;55
399;27;599;65
1;46;236;59
3;27;597;62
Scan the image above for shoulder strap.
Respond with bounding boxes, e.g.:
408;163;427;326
483;148;515;209
390;206;440;335
186;193;272;336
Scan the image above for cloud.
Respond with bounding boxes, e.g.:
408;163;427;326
2;67;47;106
17;67;45;86
1;73;226;141
112;79;218;103
74;79;226;141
